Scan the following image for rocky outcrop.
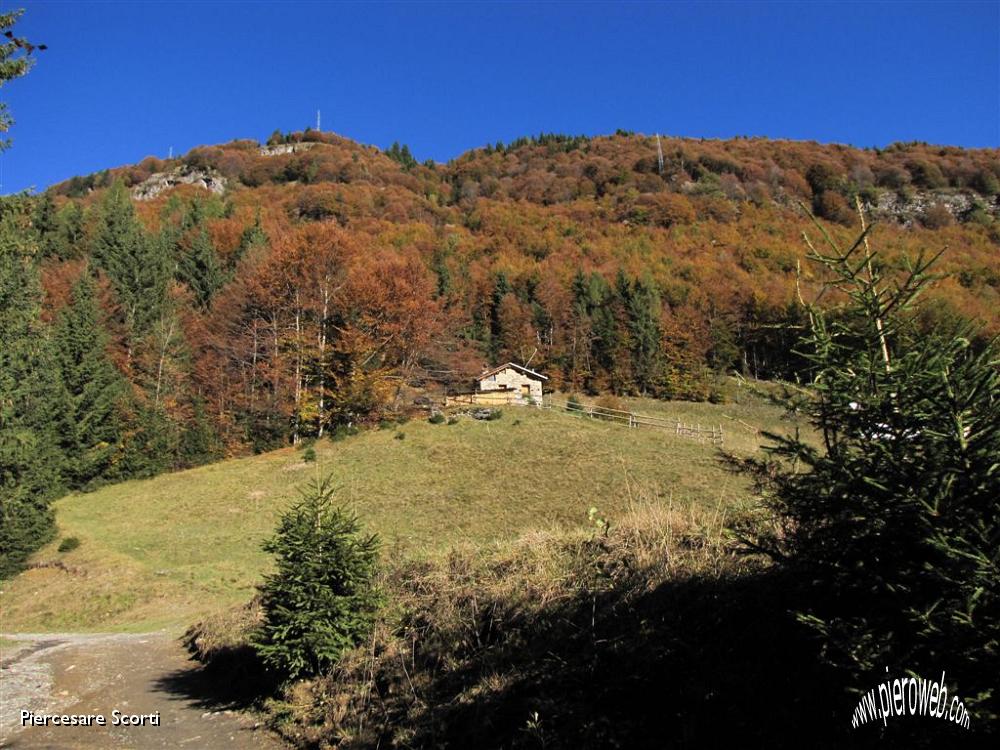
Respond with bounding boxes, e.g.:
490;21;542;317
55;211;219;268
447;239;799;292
131;167;227;201
867;189;999;226
259;142;318;157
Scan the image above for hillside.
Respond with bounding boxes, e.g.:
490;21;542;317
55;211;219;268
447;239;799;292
0;394;788;633
6;130;998;585
27;132;1000;464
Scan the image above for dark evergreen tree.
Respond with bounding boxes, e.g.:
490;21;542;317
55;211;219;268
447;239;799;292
90;180;169;342
0;196;64;577
52;273;127;488
178;399;224;468
32;191;59;256
119;402;175;479
255;475;381;678
626;276;663;395
742;214;1000;730
178;227;225;308
232;209;267;268
53;200;85;259
488;272;512;362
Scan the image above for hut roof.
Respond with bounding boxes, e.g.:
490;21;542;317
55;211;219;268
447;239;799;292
477;362;548;381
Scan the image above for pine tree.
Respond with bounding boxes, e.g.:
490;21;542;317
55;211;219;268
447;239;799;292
52;273;127;488
255;475;381;678
488;272;512;362
0;196;64;577
742;209;1000;728
32;191;58;256
54;201;85;259
232;209;267;267
0;9;35;150
91;180;169;341
626;276;663;395
178;227;224;308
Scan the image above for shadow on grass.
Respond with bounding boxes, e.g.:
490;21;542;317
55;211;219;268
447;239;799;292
405;569;845;748
355;567;989;749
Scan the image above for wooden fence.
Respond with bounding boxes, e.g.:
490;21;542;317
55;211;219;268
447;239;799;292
445;392;532;407
544;399;724;446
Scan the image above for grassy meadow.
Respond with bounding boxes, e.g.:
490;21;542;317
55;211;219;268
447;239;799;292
0;389;794;634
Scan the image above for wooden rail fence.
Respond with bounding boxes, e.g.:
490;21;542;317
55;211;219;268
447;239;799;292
544;399;724;446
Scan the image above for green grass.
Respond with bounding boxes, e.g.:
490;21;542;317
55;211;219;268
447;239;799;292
0;392;793;634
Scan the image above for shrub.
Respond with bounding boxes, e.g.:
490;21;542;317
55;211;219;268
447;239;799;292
906;159;948;189
814;190;854;226
394;432;406;440
302;447;317;463
428;413;445;424
329;425;359;442
595;394;627;413
447;416;459;425
57;536;80;553
395;414;411;425
254;476;381;679
378;419;394;430
920;202;953;229
567;394;583;412
972;168;1000;196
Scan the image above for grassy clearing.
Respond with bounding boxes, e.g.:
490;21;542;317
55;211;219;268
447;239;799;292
1;391;791;634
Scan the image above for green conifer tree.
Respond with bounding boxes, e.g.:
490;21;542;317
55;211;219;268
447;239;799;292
743;210;1000;728
52;273;126;488
626;276;663;395
255;476;381;678
178;227;225;308
90;180;169;341
232;209;267;267
0;196;65;577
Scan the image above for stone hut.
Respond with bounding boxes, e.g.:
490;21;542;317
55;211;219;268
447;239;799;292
476;362;547;402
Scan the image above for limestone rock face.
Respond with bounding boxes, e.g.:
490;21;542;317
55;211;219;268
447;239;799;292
259;142;318;157
868;189;999;226
131;167;227;201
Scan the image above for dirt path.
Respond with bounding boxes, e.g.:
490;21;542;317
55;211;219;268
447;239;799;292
0;632;287;749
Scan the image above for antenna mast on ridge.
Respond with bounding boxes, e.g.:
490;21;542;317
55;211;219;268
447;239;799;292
316;109;321;132
656;133;664;176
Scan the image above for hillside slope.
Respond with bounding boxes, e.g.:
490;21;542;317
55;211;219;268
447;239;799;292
0;397;784;633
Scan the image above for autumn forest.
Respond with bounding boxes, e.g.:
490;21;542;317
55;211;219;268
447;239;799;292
4;129;999;571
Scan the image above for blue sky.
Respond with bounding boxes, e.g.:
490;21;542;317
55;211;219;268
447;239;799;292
2;0;998;194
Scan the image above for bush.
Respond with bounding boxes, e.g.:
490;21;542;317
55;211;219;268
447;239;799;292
394;432;405;440
920;202;953;229
378;419;394;430
57;536;80;553
595;394;627;413
329;425;359;442
302;447;317;463
814;190;855;226
447;416;459;425
428;413;445;424
567;394;583;412
395;414;410;425
254;476;381;679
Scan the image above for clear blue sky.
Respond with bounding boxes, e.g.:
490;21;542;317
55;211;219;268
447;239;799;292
2;0;998;194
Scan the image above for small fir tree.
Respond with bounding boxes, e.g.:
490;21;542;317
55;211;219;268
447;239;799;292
255;475;381;679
